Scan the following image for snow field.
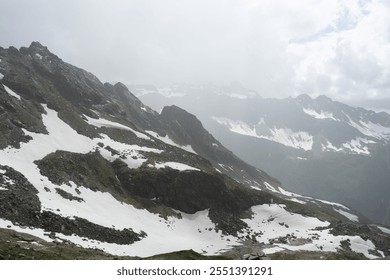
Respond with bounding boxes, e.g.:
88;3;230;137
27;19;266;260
212;116;314;151
0;105;187;228
303;107;337;121
377;226;390;235
348;115;390;140
0;105;234;256
151;161;200;171
145;130;197;154
3;84;21;100
0;218;54;242
334;208;359;222
83;114;150;140
243;204;381;259
0;105;384;258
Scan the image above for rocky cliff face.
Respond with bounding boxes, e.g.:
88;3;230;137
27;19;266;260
0;42;389;259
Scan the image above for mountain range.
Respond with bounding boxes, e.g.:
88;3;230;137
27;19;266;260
134;82;390;227
0;42;389;259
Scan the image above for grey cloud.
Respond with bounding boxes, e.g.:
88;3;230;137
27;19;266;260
0;0;389;105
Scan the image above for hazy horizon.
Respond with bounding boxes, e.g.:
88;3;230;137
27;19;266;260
1;0;390;109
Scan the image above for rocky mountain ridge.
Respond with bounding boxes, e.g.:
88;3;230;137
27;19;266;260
0;43;389;259
135;83;390;227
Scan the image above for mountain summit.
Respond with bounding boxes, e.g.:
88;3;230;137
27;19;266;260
0;43;389;259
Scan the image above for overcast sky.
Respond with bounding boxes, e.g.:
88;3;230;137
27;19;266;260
1;0;390;106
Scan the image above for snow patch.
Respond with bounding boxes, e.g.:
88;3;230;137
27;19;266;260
1;175;15;185
0;210;239;258
297;157;307;160
212;117;313;151
267;127;313;151
377;226;390;235
212;117;258;137
289;198;307;204
262;246;286;254
342;137;371;155
84;115;150;140
277;186;304;198
151;161;200;172
0;105;161;227
347;115;390;140
0;218;54;242
349;236;382;259
322;141;343;152
97;134;162;168
3;85;21;100
315;199;350;211
303;108;337;120
146;130;197;154
264;182;277;192
334;209;359;222
243;204;379;259
0;73;4;80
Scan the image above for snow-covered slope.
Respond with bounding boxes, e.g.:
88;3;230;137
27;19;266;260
1;103;379;258
212;117;314;151
1;42;389;260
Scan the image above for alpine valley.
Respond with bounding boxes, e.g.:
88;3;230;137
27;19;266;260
136;82;390;229
0;42;389;260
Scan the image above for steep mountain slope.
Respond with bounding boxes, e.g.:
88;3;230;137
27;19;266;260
136;83;390;227
0;43;389;259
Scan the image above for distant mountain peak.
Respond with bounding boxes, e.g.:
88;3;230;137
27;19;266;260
26;41;54;57
28;41;47;51
315;94;333;103
296;93;313;103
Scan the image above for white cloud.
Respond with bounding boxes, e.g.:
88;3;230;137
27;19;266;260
288;0;390;102
0;0;389;104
